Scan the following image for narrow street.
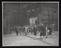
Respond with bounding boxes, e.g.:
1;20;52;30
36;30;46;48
2;31;59;46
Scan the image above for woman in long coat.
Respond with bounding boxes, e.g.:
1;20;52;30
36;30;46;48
33;25;37;36
38;24;46;38
15;26;18;36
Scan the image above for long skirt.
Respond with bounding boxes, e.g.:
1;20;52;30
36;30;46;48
16;31;18;36
40;31;46;36
34;30;37;35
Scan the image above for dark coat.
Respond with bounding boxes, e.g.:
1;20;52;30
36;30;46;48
48;28;52;35
38;25;46;36
33;27;37;35
15;27;18;35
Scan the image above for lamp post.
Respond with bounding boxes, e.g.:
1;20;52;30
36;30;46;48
48;5;50;28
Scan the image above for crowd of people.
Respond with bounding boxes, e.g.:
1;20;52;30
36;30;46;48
11;24;52;39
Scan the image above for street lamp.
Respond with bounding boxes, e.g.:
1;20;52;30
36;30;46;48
48;5;50;28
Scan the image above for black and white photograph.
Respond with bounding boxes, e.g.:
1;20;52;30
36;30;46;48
2;1;59;46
